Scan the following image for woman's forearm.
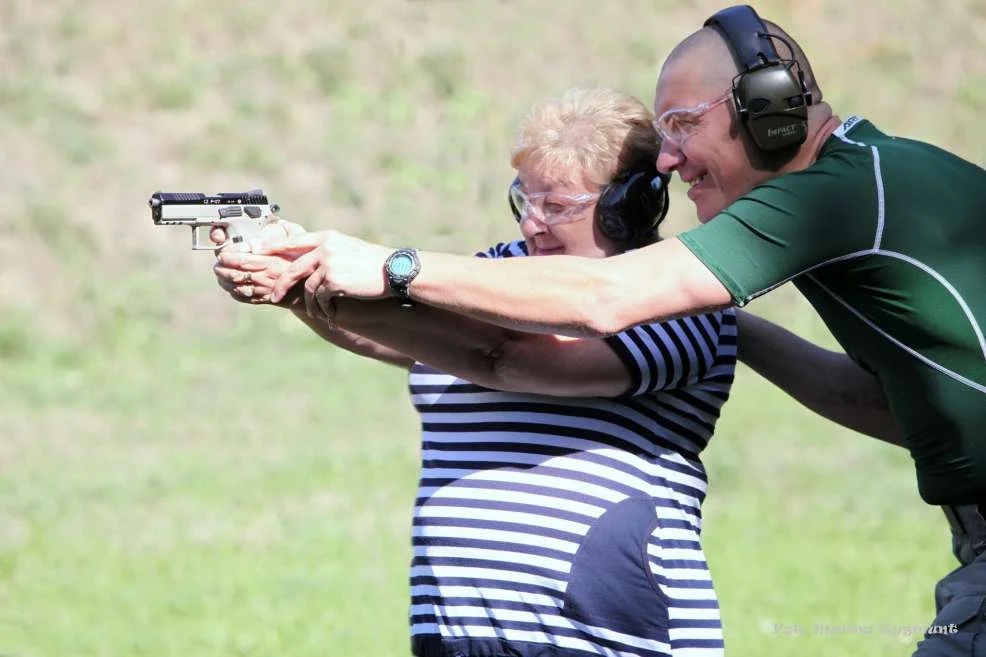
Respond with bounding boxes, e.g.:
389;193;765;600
736;310;904;447
332;299;511;387
317;299;635;398
289;306;414;369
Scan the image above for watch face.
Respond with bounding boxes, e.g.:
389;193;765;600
389;253;415;278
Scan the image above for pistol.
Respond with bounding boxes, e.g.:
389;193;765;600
149;189;280;250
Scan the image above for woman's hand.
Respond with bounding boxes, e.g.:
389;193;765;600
211;218;309;305
213;251;300;305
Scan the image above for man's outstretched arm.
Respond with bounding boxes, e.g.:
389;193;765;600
263;231;733;338
410;238;732;336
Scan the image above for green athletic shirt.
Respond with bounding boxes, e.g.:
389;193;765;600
678;116;986;506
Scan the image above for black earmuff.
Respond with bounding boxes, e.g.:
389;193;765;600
596;169;670;243
704;4;811;152
508;169;670;245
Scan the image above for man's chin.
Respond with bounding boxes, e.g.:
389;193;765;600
696;208;715;224
695;201;726;224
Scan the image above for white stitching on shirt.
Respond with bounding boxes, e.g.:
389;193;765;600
871;146;886;250
807;276;986;395
743;250;874;304
873;250;986;361
745;121;882;304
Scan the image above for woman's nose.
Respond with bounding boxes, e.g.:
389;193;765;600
519;211;547;236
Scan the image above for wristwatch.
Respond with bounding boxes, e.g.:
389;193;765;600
383;247;421;307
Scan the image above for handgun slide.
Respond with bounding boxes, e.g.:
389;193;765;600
149;189;280;250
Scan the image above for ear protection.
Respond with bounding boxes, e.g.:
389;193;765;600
509;169;670;244
704;4;812;152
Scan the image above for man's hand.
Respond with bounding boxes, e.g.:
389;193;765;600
209;217;308;255
257;230;394;318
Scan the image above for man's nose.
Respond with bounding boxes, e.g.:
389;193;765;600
657;140;685;175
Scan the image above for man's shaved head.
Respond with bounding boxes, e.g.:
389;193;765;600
661;27;738;97
659;19;822;104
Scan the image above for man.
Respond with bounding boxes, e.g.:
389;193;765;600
258;6;986;655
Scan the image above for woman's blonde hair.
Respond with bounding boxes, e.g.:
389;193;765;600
510;87;659;188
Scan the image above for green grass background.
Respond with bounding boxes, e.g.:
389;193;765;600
3;0;986;655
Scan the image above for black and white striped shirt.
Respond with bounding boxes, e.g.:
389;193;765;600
409;241;737;657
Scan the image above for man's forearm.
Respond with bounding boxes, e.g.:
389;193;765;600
736;310;904;447
408;251;618;337
408;238;731;337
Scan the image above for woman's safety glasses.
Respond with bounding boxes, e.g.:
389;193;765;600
508;180;599;225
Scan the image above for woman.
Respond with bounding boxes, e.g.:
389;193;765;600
214;88;735;657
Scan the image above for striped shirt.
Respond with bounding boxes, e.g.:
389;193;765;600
408;240;737;657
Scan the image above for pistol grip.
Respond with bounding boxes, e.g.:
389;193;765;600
193;220;264;251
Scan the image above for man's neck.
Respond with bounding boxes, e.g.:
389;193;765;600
783;104;841;174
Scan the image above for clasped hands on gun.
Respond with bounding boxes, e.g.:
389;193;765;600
213;224;396;321
149;188;402;320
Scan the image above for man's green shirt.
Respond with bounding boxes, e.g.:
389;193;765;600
679;116;986;505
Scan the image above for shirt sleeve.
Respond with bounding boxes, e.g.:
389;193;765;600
604;309;735;395
678;159;878;306
474;240;528;259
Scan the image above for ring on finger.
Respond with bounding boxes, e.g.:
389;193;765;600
243;271;253;284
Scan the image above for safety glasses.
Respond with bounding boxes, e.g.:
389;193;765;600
508;180;599;225
652;91;732;147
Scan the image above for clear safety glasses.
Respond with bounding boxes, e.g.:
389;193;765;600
508;180;599;225
652;91;732;147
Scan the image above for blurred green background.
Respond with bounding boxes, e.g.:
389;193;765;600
3;0;986;655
